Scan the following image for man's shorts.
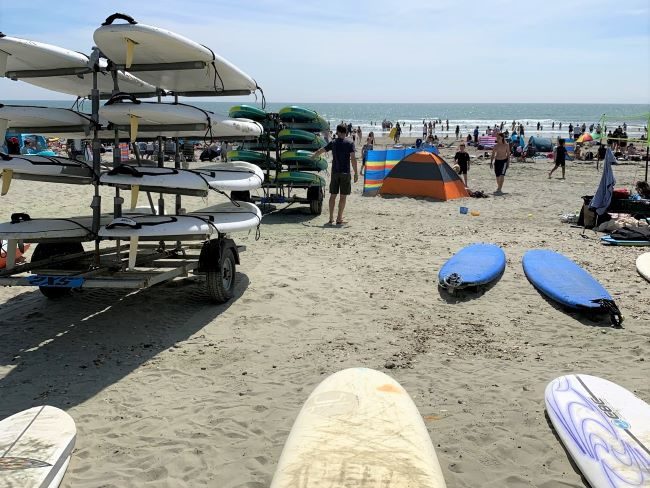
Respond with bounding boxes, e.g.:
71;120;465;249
494;159;508;177
458;161;468;175
330;172;352;195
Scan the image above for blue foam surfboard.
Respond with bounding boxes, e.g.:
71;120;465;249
438;243;506;291
522;250;623;326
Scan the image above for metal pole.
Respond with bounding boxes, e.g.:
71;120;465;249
89;49;102;266
157;90;165;216
111;70;123;218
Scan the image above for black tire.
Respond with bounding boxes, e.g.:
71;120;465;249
206;248;236;303
230;190;251;202
31;242;84;299
308;186;323;215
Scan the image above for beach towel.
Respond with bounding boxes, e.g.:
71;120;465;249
478;136;496;149
590;148;616;215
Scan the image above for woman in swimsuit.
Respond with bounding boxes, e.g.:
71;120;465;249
490;133;510;194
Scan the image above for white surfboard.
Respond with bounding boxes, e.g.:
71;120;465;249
637;253;650;282
100;161;263;195
99;100;263;140
99;201;262;239
0;104;125;140
0;208;156;242
0;405;76;488
270;368;447;488
545;374;650;488
0;34;154;97
0;153;96;194
93;15;258;96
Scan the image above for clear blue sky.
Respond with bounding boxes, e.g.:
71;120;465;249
1;0;648;103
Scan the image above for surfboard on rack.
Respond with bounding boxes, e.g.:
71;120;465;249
100;161;264;196
0;208;156;243
99;201;262;240
0;405;76;488
0;153;95;193
545;374;650;488
93;13;259;96
99;96;263;140
0;34;155;97
0;104;125;140
270;368;447;488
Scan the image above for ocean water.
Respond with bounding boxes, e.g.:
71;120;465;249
6;101;649;137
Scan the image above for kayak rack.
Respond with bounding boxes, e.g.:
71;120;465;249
0;19;263;302
236;112;325;216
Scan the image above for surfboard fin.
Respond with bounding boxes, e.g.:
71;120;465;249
129;114;139;142
130;185;139;209
1;169;13;196
128;236;139;270
125;38;137;69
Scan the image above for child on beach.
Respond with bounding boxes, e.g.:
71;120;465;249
549;138;567;179
454;143;470;187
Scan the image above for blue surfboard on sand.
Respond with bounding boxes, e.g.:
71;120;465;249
438;243;506;292
522;250;623;327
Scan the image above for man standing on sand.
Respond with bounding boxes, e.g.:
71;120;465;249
311;124;358;226
490;133;510;194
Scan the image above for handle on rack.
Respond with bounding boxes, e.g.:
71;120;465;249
102;13;137;26
0;152;12;161
0;33;5;38
10;213;31;224
104;92;141;106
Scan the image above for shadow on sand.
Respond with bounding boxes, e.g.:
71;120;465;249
0;273;249;417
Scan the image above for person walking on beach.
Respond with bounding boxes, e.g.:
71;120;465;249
394;122;401;143
455;124;460;139
549;138;567;179
473;126;479;144
490;133;510;194
311;124;358;226
454;142;470;187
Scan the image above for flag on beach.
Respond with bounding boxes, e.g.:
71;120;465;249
590;148;617;215
363;146;438;194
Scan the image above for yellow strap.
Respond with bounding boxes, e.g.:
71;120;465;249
130;185;139;209
1;169;13;196
125;38;137;69
129;114;139;142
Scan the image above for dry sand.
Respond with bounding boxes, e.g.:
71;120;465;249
0;135;648;487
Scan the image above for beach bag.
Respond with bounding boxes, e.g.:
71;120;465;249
609;226;650;241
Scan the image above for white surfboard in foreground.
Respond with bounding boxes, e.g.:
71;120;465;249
0;405;76;488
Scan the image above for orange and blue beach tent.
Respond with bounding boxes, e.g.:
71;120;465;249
379;151;469;201
363;146;438;194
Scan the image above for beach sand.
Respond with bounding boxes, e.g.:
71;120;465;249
0;134;648;487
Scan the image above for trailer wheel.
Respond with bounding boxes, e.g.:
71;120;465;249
206;248;236;303
31;242;84;299
308;186;323;215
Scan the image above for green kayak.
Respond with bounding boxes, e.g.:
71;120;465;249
283;116;329;133
228;149;275;165
287;140;327;151
278;128;320;144
279;105;319;122
229;104;267;121
275;171;326;186
280;150;328;171
241;134;276;151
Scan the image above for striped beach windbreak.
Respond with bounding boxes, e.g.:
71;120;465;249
363;146;438;194
379;151;469;201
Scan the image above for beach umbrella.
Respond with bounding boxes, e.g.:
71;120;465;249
577;133;593;143
589;148;616;216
